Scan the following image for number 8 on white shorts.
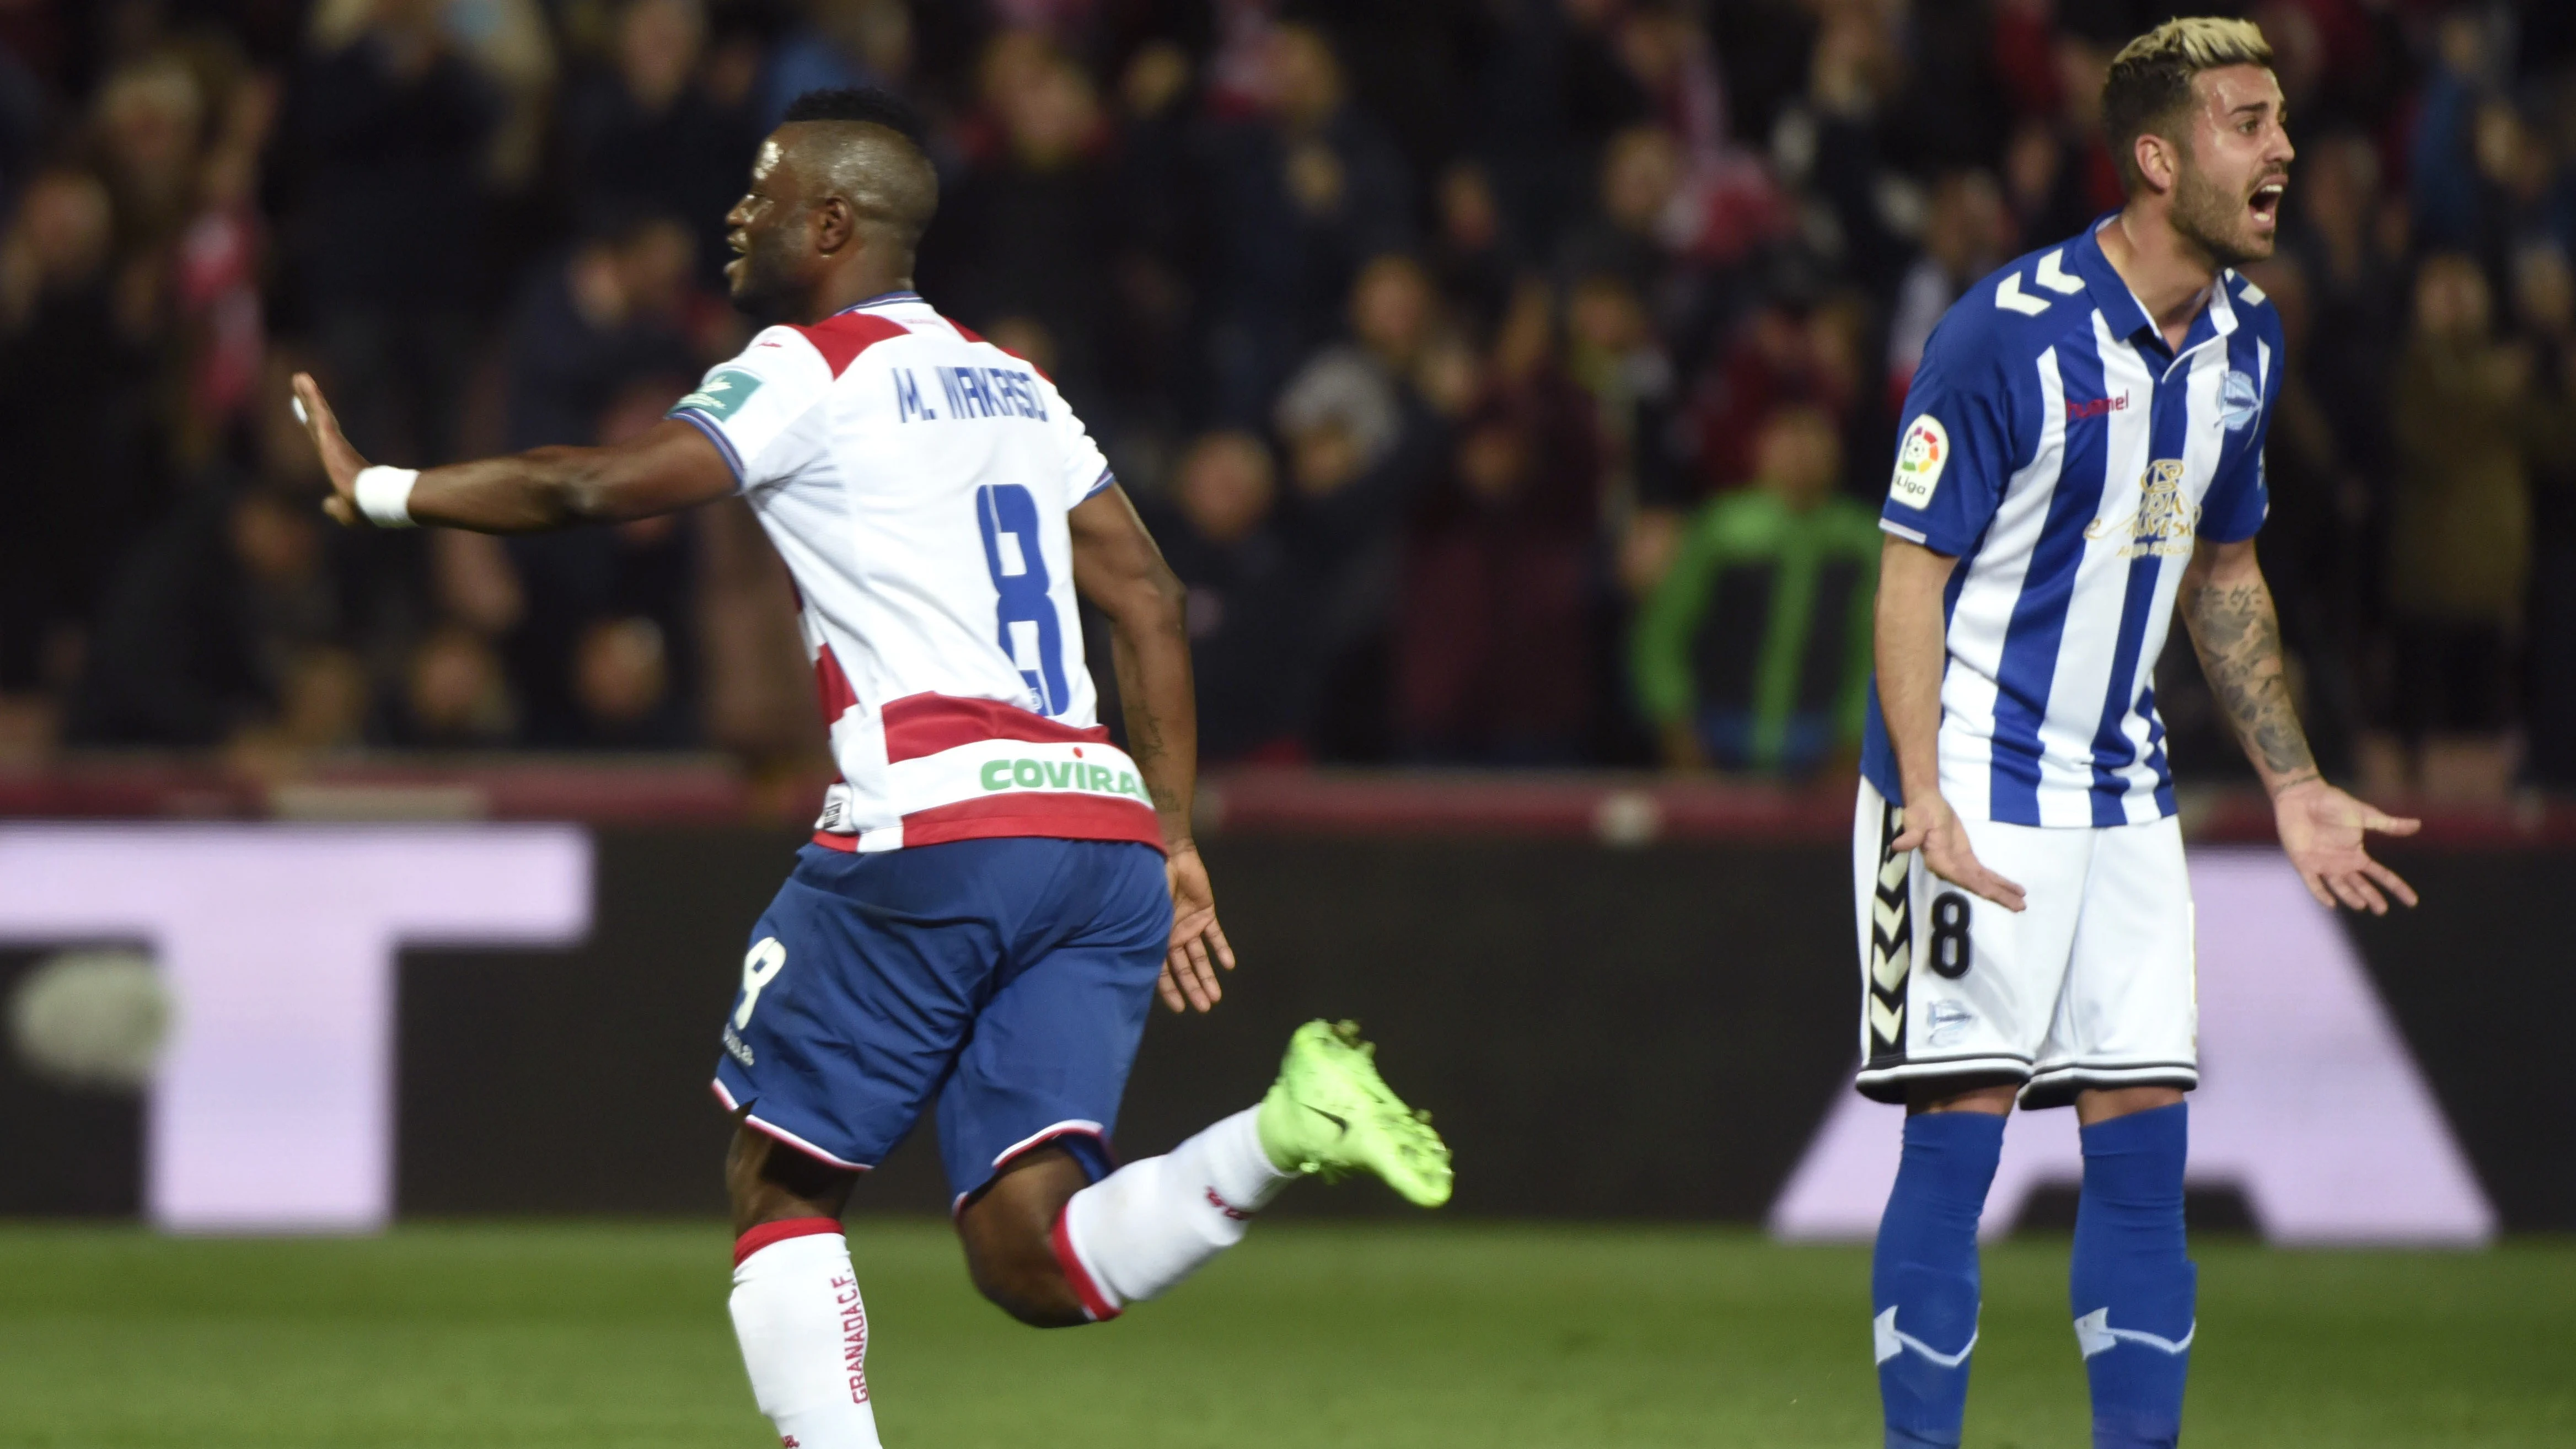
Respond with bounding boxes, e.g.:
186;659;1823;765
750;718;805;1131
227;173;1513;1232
1850;779;2199;1109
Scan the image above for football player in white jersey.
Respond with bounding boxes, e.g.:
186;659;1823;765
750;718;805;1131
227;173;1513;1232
1855;21;2416;1449
293;88;1449;1448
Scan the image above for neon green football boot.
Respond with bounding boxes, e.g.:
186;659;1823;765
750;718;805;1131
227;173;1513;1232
1256;1020;1453;1208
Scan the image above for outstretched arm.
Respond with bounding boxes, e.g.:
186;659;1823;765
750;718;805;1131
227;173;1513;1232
2178;537;2420;913
294;373;736;533
1069;484;1235;1013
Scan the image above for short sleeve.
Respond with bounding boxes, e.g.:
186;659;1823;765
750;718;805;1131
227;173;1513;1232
666;328;834;492
1879;315;2026;556
1032;371;1115;507
2196;329;2279;543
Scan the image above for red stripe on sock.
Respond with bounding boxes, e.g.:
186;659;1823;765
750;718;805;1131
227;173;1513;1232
733;1216;842;1268
1049;1207;1121;1322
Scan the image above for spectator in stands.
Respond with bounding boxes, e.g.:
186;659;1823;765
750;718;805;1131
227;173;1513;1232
1997;31;2122;249
503;215;701;454
284;0;502;466
66;479;345;749
1198;21;1412;424
2411;10;2497;256
1394;281;1603;761
1564;269;1679;514
2287;131;2407;514
2387;253;2537;798
559;0;760;291
756;0;913;130
3;0;2571;781
168;55;277;460
1140;431;1315;763
1427;161;1518;344
2515;242;2576;785
1272;253;1450;758
930;35;1115;405
509;380;701;749
1885;169;2010;405
1686;280;1862;495
1557;124;1685;332
1460;0;1649;256
391;624;517;748
570;615;689;749
1631;405;1878;777
0;167;161;717
1097;39;1199;448
91;52;204;274
1769;0;1908;293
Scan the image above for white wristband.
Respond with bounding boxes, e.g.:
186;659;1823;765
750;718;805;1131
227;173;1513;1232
352;466;420;528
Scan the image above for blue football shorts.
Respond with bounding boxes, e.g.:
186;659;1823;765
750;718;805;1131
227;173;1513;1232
711;836;1172;1204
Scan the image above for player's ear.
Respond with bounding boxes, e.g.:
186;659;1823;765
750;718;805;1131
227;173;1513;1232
813;196;857;256
2135;131;2178;196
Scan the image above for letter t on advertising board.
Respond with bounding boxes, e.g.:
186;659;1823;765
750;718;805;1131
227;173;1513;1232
0;825;592;1233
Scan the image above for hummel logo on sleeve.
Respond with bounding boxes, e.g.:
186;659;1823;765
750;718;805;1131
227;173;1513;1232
2034;249;2086;294
1997;249;2085;315
1995;271;2051;315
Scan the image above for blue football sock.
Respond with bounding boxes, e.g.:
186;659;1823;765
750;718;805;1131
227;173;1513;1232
2071;1102;2196;1449
1872;1110;2005;1449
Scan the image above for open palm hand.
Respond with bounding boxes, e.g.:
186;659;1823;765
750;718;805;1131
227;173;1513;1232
2274;780;2418;914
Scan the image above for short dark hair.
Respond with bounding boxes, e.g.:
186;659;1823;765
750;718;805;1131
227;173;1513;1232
2101;18;2274;192
781;87;930;151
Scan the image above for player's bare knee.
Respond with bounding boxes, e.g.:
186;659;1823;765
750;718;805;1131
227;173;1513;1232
726;1118;856;1237
2075;1084;2187;1125
1907;1081;2017;1116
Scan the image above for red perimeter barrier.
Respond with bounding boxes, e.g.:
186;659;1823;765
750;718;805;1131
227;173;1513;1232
1;756;2571;847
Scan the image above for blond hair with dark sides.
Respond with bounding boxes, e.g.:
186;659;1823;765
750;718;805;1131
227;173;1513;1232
2101;18;2276;192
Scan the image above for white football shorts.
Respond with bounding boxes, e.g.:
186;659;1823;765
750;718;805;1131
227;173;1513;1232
1850;779;2198;1108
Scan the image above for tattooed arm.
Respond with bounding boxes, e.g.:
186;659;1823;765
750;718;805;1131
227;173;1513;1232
1070;484;1236;1010
2176;538;2321;795
2178;538;2421;913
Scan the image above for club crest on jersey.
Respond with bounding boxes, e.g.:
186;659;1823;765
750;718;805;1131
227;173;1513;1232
2085;458;2199;557
1889;415;1949;508
2219;369;2261;430
676;368;763;421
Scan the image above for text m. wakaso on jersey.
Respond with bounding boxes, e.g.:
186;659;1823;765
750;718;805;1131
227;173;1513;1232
668;289;1160;854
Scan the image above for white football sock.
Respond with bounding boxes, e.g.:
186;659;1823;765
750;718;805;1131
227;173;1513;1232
728;1220;881;1448
1051;1107;1297;1318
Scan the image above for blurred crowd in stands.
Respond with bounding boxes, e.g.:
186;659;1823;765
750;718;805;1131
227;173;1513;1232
1;0;2572;799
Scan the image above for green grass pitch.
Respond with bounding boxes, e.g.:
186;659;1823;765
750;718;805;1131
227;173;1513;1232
0;1221;2567;1447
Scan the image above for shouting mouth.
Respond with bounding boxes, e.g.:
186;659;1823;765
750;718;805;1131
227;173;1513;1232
2248;178;2285;232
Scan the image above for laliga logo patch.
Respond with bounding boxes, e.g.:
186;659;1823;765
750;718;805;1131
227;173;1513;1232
1890;415;1949;508
2219;369;2261;430
677;368;764;422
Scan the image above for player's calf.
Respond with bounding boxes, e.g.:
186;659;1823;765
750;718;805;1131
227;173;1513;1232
724;1120;877;1448
2071;1100;2195;1449
956;1148;1094;1328
1042;1021;1453;1323
1873;1107;2006;1449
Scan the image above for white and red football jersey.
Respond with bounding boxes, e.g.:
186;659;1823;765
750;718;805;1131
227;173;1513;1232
668;290;1161;855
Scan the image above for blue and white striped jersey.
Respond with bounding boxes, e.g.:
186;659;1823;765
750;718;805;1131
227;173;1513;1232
1860;217;2280;828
